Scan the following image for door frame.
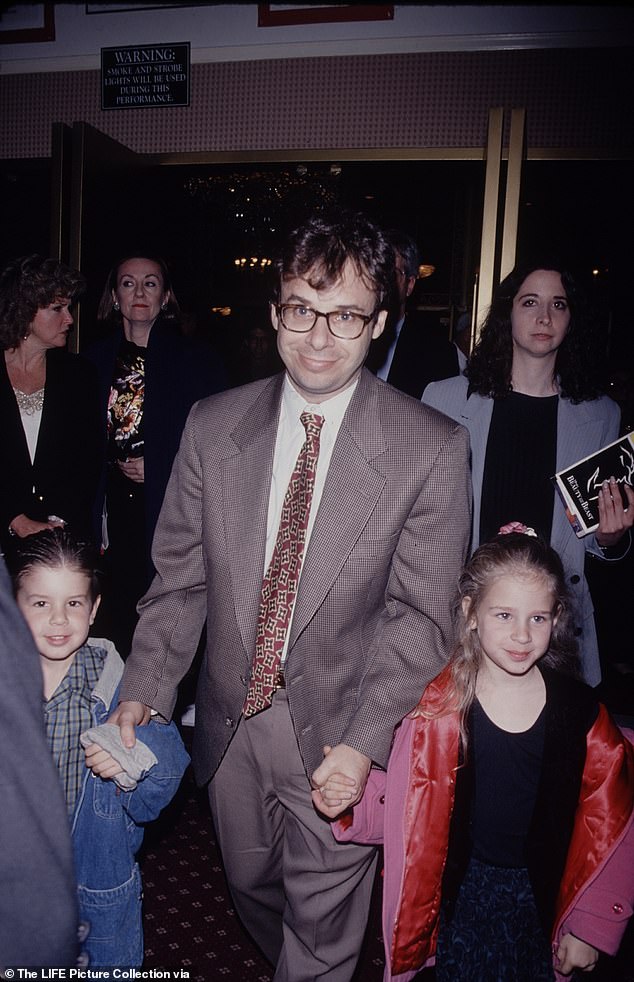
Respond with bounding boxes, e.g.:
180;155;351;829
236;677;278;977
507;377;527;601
52;120;631;352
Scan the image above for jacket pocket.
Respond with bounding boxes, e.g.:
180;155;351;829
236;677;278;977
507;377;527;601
78;863;143;967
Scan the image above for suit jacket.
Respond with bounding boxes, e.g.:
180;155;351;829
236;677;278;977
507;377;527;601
121;369;471;786
367;312;460;399
0;348;104;551
86;318;227;554
422;375;623;684
0;558;78;967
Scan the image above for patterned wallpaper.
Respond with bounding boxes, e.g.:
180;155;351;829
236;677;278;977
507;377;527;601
1;48;632;159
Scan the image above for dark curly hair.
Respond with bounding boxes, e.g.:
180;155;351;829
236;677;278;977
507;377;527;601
0;255;85;351
276;210;395;310
466;261;605;403
97;254;180;323
7;527;102;604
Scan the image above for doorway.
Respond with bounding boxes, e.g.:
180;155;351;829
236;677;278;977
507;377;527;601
22;121;633;387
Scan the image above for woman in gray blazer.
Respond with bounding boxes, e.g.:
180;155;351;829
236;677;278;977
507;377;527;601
423;261;632;685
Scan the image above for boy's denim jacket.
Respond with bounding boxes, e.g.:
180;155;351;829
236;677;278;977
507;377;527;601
71;638;190;967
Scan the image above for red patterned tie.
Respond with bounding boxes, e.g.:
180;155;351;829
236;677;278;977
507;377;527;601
243;411;324;717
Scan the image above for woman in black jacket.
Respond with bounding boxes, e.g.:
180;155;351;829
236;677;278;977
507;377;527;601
0;254;103;553
86;254;226;654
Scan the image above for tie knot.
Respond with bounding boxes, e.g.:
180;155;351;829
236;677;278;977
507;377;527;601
300;411;324;439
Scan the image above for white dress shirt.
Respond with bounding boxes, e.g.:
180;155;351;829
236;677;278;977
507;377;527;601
375;315;405;381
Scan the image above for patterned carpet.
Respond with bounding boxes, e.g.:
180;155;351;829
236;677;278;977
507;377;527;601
140;728;633;982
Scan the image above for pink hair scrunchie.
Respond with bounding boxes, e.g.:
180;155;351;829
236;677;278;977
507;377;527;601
498;521;538;537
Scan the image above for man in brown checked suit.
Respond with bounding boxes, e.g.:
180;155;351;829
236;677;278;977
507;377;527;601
107;212;471;981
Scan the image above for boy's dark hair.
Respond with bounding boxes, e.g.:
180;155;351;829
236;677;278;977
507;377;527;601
8;528;102;603
0;255;85;351
277;211;395;309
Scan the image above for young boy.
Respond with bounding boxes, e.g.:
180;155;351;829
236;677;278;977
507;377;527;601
10;528;190;967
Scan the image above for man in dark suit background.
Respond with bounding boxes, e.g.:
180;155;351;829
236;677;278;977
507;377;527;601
108;213;471;981
0;556;78;968
370;228;462;398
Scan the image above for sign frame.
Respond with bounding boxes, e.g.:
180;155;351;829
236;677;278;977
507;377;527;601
257;4;394;27
0;3;55;44
101;41;191;110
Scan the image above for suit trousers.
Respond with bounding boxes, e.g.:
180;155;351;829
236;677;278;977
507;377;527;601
208;689;378;982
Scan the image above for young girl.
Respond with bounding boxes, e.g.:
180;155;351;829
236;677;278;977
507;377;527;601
332;527;634;981
9;528;190;968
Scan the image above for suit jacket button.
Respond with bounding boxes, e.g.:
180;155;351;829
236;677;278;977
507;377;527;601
239;675;247;686
379;795;385;804
225;717;234;727
574;627;583;637
613;903;624;914
570;574;580;584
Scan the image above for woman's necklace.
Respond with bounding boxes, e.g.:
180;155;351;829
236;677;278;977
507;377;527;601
13;386;45;415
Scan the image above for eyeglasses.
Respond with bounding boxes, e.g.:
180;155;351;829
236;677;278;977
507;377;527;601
274;303;379;340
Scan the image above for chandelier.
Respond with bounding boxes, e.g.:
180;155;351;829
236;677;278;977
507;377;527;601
184;164;343;239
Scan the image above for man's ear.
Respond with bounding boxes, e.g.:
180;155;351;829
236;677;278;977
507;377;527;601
371;309;388;340
270;301;280;333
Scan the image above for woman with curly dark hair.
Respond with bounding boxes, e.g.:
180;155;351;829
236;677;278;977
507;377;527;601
0;255;104;553
423;262;633;686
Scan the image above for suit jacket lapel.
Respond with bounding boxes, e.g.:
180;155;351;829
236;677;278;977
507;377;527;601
387;319;419;396
222;374;284;655
456;392;493;549
289;370;387;647
555;397;603;473
1;353;31;472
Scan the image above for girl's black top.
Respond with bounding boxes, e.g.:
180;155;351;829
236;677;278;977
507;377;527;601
470;699;546;868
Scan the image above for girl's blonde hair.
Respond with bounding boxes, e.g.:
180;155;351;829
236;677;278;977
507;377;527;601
422;532;579;747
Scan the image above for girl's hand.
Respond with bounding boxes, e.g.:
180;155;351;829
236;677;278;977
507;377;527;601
83;742;125;782
311;744;370;818
595;477;633;549
118;456;145;483
313;768;357;809
555;933;599;975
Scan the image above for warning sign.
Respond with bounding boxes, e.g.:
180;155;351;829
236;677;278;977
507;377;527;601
101;41;190;109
